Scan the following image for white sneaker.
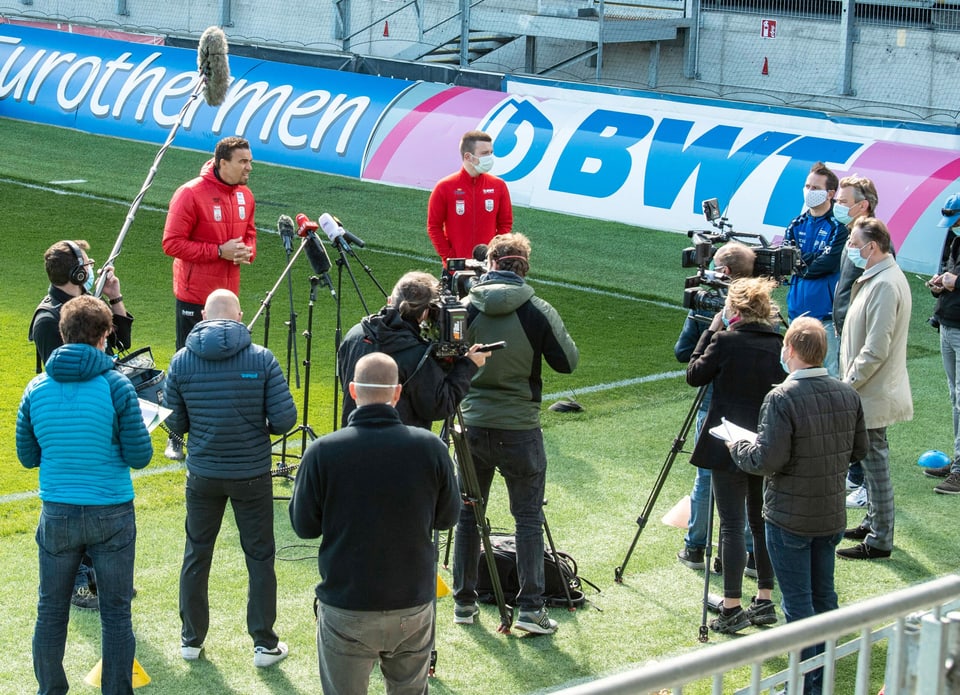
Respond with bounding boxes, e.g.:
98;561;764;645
254;641;288;667
164;437;185;461
846;486;868;508
845;476;860;492
181;645;203;660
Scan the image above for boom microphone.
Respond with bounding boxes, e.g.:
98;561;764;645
198;26;230;107
472;244;488;264
277;214;295;255
319;213;366;251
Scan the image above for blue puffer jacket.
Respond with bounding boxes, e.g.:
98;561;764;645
16;343;153;505
164;319;298;479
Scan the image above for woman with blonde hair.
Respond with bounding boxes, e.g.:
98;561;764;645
687;277;786;633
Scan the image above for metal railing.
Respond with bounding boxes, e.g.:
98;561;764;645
551;574;960;694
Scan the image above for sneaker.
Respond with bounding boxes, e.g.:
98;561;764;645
71;586;99;610
836;542;891;560
713;556;723;575
843;525;870;541
745;596;777;626
164;436;185;461
253;641;288;667
709;606;751;634
845;485;868;508
453;602;480;625
677;547;706;570
845;475;860;491
924;463;952;479
935;472;960;495
514;607;558;635
744;553;758;579
181;645;203;661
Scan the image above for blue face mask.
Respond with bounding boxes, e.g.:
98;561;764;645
83;270;95;293
846;243;870;269
780;347;790;374
834;203;852;225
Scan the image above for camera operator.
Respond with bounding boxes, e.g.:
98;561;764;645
337;271;488;429
674;241;757;573
452;232;579;635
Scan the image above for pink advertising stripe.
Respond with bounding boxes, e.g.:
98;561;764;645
363;86;472;181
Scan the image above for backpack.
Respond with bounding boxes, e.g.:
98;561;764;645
475;534;593;608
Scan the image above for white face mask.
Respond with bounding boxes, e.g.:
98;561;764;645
473;154;495;174
804;188;829;209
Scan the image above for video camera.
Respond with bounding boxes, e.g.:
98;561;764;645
429;273;471;359
681;198;799;312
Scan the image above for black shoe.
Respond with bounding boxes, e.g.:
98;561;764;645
843;525;869;540
745;596;777;626
709;606;751;634
935;472;960;494
677;547;706;570
924;463;952;479
837;542;891;560
71;586;99;610
712;556;723;575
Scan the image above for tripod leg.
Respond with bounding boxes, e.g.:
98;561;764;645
542;504;576;611
615;386;707;583
450;408;513;633
429;528;439;676
699;476;716;643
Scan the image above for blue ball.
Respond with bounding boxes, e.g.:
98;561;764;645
918;450;951;468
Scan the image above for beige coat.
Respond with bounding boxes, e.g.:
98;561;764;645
840;254;913;429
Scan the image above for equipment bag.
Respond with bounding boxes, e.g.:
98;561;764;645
476;534;590;608
115;346;166;405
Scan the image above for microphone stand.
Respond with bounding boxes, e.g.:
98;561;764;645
280;232;301;388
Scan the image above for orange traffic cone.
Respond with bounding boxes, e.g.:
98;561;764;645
383;21;390;37
84;658;151;688
762;57;769;75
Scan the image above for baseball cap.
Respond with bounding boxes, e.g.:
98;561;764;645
938;192;960;228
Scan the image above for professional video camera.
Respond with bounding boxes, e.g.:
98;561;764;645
429;274;471;358
681;198;799;312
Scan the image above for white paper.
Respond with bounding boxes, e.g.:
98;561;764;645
709;417;757;445
139;398;173;433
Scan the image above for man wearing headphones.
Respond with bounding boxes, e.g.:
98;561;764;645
28;239;134;611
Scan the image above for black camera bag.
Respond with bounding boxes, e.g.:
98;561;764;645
475;534;588;608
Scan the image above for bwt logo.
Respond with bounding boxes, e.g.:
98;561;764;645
479;96;863;228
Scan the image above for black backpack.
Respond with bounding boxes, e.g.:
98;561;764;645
475;534;594;608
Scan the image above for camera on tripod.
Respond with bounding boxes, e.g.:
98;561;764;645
681;197;800;312
430;274;471;359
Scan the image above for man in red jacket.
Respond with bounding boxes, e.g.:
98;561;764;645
162;136;257;459
427;130;512;265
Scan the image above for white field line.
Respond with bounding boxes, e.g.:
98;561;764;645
0;178;687;504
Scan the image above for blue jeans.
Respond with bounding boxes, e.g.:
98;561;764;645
34;501;137;695
453;427;547;611
942;325;960;464
316;601;433;694
180;471;279;649
766;523;843;695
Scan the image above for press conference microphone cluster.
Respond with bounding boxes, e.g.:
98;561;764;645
295;214;335;293
318;213;365;253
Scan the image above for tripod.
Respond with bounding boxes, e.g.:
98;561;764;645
614;385;707;583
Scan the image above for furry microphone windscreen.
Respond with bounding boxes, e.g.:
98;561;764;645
198;26;230;107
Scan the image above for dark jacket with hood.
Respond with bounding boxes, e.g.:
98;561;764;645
337;306;478;429
461;270;579;430
164;318;297;479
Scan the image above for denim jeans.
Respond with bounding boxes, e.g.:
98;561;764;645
316;601;433;694
179;471;279;649
34;501;137;695
941;324;960;464
453;427;547;611
766;523;843;695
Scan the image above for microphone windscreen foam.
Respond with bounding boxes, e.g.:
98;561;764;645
198;26;230;107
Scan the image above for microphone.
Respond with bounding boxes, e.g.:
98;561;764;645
295;214;335;290
277;214;295;255
197;26;230;107
319;213;366;251
472;244;488;264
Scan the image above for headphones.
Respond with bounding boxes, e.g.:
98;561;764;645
64;240;89;286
